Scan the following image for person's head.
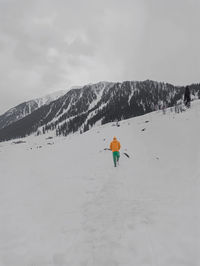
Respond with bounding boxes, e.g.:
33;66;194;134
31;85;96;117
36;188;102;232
113;136;117;140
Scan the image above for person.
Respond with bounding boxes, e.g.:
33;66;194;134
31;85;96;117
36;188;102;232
110;136;121;167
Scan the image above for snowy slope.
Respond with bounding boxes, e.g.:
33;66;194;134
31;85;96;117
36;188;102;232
0;101;199;266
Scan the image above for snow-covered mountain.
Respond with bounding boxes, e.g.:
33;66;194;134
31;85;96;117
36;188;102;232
0;90;66;130
0;101;199;265
0;80;200;142
34;90;67;107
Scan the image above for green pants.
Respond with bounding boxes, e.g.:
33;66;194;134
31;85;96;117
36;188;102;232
113;151;120;167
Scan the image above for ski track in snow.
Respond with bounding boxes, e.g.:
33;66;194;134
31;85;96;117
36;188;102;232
0;102;200;265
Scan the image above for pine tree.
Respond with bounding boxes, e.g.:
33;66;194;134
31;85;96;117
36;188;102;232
184;86;191;108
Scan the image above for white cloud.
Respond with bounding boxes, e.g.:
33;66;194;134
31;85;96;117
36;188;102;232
0;0;200;113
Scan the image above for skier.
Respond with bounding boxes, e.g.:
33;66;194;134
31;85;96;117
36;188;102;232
110;136;121;167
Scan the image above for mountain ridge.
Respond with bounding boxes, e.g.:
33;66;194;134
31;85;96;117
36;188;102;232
0;90;67;130
0;79;199;142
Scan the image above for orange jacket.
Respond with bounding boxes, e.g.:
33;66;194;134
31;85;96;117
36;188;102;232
110;138;121;152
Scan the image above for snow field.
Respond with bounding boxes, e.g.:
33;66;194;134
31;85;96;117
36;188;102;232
0;102;199;266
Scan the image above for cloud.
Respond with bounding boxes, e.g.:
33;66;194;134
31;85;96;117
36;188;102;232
0;0;199;113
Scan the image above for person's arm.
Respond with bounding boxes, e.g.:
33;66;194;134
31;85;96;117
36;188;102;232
118;142;121;150
110;142;112;150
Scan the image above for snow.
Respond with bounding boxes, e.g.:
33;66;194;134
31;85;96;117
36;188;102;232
128;81;136;104
0;101;199;266
35;90;67;107
87;84;105;111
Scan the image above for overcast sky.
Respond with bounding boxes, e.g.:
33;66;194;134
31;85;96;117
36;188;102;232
0;0;200;113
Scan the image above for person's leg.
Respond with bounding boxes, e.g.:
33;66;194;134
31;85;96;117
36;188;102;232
113;152;117;167
117;151;120;162
116;152;120;165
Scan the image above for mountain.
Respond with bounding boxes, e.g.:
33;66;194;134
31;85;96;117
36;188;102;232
0;90;66;130
0;100;199;265
0;80;200;142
